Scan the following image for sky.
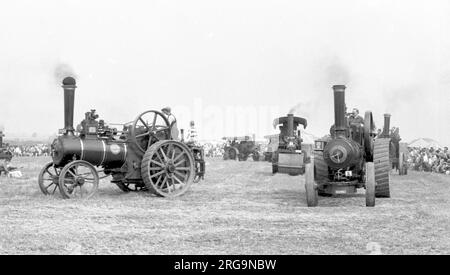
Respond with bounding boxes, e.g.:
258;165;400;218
0;0;449;145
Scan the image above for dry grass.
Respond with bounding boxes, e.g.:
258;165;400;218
1;156;449;254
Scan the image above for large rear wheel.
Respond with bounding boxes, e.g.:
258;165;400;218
141;140;195;197
374;138;390;198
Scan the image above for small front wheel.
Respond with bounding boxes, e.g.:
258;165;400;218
59;160;99;199
38;162;61;196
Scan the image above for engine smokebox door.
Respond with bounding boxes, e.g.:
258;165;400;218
277;152;304;175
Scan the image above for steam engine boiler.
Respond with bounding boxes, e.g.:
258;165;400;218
271;113;309;176
38;77;205;199
309;85;390;207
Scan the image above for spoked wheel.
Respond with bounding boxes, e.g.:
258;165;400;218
58;160;99;199
141;140;195;197
38;162;61;196
130;110;171;153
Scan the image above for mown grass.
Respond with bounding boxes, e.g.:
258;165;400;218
0;156;449;254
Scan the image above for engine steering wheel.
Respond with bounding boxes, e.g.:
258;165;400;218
130;110;171;153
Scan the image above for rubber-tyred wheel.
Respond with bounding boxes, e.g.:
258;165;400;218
141;140;195;197
58;160;99;199
130;110;171;153
38;162;61;196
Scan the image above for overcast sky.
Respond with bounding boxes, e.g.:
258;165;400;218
0;0;449;145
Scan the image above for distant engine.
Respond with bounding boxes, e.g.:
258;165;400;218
271;113;308;176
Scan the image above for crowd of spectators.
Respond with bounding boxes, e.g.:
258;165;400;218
6;144;50;157
407;147;450;175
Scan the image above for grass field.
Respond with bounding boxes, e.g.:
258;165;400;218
1;156;449;254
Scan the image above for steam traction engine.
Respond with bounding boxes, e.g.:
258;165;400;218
380;114;408;175
271;114;309;176
38;77;205;199
309;85;390;207
222;136;261;161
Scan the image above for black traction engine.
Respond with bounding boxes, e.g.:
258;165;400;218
38;77;205;199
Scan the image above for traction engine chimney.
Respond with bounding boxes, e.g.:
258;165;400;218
382;113;391;137
333;85;346;137
62;77;76;135
287;114;294;138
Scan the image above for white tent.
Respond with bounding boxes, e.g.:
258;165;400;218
408;138;443;149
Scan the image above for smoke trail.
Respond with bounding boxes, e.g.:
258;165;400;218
53;63;78;84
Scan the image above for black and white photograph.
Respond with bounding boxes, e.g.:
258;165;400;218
0;0;449;259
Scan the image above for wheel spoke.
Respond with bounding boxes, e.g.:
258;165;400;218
51;184;58;194
45;168;54;177
68;170;77;178
159;177;167;190
136;132;150;139
173;152;186;163
155;175;163;187
151;113;157;130
148;167;163;171
150;170;166;179
139;117;150;130
174;170;186;180
155;152;165;165
150;159;164;168
172;174;184;186
175;167;190;171
45;182;54;190
159;148;168;161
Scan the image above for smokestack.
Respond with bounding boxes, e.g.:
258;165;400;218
332;85;346;136
383;113;391;137
0;131;3;147
180;129;185;142
287;114;294;138
62;77;77;135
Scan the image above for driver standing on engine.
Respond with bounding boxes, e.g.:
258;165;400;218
161;107;180;141
348;108;364;126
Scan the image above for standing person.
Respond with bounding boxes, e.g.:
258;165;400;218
186;120;198;145
161;107;180;141
348;108;364;125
